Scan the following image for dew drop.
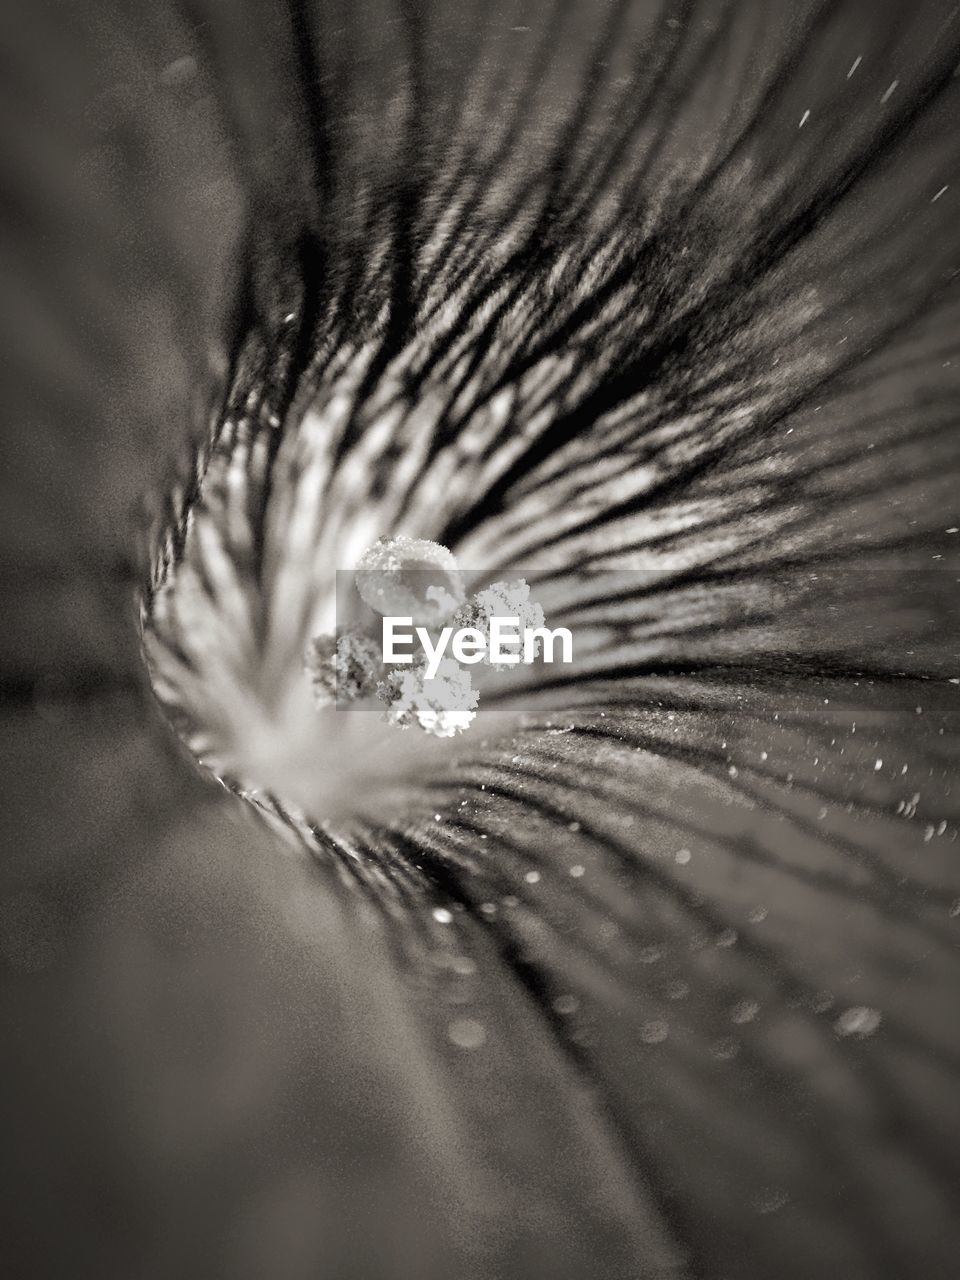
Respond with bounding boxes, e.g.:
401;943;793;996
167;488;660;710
731;1000;760;1024
447;1017;487;1050
711;1037;740;1061
751;1188;790;1215
835;1006;882;1038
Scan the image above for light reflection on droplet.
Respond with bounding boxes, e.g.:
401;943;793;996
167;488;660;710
447;1017;487;1050
711;1037;740;1061
731;1000;759;1025
834;1006;882;1038
751;1187;790;1215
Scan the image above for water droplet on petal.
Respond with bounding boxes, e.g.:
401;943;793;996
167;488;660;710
731;1000;760;1025
835;1006;882;1038
447;1017;486;1050
751;1188;790;1215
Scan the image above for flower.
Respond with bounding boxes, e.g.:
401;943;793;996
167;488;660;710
8;2;960;1276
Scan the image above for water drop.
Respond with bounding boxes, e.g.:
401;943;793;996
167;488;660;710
835;1006;882;1038
447;1017;487;1050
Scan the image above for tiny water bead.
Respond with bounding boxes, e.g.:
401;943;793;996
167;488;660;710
730;1000;760;1025
553;994;580;1015
751;1188;791;1217
711;1037;741;1062
834;1006;882;1038
447;1017;487;1050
